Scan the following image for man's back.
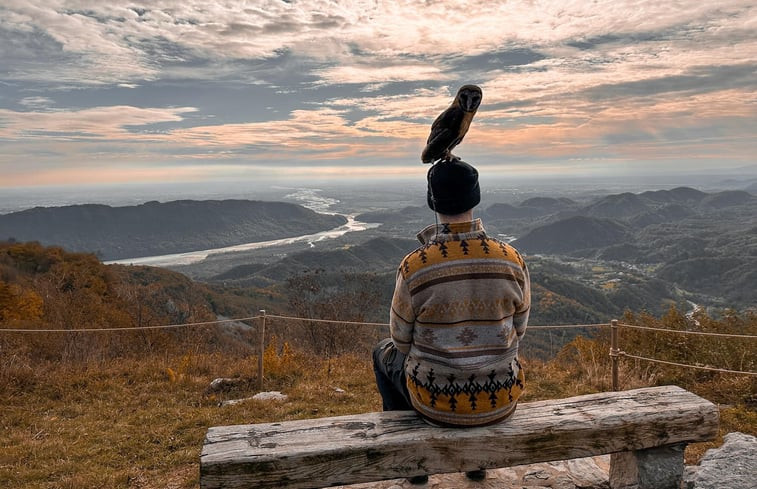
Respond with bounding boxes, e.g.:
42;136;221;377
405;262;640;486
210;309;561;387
390;219;531;426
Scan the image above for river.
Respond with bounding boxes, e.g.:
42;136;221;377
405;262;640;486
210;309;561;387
105;213;380;267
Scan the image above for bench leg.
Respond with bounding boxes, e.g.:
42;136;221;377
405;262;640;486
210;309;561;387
609;444;686;489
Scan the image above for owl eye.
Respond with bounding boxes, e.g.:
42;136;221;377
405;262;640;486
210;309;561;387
461;91;480;111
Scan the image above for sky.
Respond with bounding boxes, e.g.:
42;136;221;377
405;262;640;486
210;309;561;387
0;0;756;188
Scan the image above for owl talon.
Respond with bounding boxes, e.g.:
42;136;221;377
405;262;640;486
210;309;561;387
440;152;460;163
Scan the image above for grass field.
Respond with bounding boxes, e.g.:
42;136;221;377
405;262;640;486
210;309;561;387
2;335;754;489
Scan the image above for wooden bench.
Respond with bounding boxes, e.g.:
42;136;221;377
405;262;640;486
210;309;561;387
200;386;718;489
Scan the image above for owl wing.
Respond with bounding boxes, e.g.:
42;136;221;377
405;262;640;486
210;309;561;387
421;107;465;163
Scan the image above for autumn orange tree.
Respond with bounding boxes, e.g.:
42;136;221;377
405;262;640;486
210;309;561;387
553;306;757;405
0;241;226;366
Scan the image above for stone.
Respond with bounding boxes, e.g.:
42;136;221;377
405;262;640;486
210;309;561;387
551;475;579;489
610;444;684;489
561;457;610;488
219;397;253;407
205;377;244;394
682;466;699;489
523;468;550;481
252;391;288;401
219;391;288;406
684;432;757;489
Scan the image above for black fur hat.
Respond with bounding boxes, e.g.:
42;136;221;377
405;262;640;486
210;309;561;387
427;159;480;215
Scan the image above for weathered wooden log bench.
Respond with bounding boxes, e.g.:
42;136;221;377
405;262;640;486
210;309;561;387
200;386;718;489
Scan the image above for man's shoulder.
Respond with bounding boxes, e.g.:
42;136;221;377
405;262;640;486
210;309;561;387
398;243;434;278
500;239;527;268
481;236;528;269
398;235;526;279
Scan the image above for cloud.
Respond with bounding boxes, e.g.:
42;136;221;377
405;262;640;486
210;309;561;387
18;96;54;109
167;107;426;161
328;87;457;123
0;105;197;140
313;64;450;86
0;1;755;186
2;1;755;88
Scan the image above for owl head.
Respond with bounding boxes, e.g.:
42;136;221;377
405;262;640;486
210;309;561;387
456;85;482;112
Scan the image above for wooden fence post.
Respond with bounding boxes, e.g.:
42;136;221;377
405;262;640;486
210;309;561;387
258;310;266;391
610;319;619;391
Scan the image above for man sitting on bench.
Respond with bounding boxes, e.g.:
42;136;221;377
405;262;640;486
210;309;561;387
373;159;532;484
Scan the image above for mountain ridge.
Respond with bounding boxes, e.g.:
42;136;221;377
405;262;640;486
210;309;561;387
0;200;346;261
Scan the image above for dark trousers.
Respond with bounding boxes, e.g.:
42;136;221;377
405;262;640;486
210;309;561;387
372;338;413;411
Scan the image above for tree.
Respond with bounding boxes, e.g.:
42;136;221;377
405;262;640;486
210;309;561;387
0;280;43;323
284;270;385;365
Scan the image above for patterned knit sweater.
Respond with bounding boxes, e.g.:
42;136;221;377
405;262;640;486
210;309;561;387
390;219;530;426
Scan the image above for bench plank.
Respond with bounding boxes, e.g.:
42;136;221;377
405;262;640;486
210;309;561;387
200;386;718;489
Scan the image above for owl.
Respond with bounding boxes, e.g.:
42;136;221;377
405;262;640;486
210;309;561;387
421;84;482;164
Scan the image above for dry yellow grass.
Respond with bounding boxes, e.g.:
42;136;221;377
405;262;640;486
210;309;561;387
2;336;754;488
0;346;381;489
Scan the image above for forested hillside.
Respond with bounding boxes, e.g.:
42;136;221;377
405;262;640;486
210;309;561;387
352;187;756;313
0;242;247;362
3;185;754;361
0;200;346;260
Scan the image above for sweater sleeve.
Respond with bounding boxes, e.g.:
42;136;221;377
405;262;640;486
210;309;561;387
513;260;531;339
390;268;415;354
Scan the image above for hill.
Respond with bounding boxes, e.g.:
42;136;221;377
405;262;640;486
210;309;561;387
582;192;651;219
356;206;429;225
700;190;755;209
495;188;756;311
211;236;418;287
627;204;695;227
483;203;542;219
318;186;756;314
483;198;580;222
512;216;629;254
581;187;757;219
0;242;225;358
638;186;707;204
0;200;346;260
202;232;683;329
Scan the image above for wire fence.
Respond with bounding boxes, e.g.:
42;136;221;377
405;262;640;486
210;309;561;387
2;313;756;381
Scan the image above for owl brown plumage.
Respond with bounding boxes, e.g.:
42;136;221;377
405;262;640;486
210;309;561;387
421;84;482;164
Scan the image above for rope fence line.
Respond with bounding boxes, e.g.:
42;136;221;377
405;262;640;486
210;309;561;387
2;313;755;377
2;315;755;337
0;315;611;332
530;323;608;330
265;316;610;330
620;352;757;377
265;314;390;327
0;315;263;333
259;315;613;331
617;322;757;339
